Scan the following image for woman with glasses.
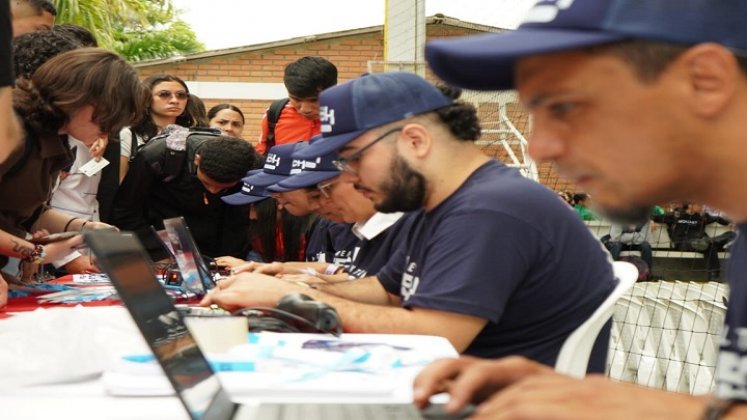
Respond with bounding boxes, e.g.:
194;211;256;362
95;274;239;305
118;74;194;182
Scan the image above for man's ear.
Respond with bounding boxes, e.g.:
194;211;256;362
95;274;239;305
194;153;201;167
399;123;431;158
678;43;740;117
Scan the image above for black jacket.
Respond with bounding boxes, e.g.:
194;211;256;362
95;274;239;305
111;133;249;260
653;211;730;245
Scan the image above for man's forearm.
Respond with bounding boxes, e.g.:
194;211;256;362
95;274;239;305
308;276;393;305
309;289;486;351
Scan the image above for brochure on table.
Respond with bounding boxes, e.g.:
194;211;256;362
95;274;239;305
103;332;458;402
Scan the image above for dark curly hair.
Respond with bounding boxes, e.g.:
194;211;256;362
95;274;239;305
12;30;81;80
13;48;147;139
196;136;261;183
53;23;98;47
430;83;482;142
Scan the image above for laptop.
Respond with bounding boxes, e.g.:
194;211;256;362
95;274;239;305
85;230;470;420
162;217;215;296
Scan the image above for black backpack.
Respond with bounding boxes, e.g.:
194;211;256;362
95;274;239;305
264;98;290;155
141;125;221;183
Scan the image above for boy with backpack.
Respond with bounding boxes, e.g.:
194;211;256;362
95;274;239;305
255;56;337;155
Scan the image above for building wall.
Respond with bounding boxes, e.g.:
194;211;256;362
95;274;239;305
137;31;385;142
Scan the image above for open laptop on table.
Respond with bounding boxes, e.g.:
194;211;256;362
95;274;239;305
161;216;216;296
84;230;468;420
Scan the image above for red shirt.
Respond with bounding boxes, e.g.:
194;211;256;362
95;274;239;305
256;103;321;155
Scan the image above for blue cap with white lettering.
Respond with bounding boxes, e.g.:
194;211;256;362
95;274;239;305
221;169;271;205
294;72;452;159
426;0;747;90
243;142;307;187
268;135;341;192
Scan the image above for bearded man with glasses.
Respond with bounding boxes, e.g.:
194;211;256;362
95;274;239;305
203;73;614;371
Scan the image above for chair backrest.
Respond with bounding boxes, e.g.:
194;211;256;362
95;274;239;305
554;261;638;378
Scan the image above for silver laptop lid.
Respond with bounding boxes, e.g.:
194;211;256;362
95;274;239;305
162;217;215;296
84;230;236;420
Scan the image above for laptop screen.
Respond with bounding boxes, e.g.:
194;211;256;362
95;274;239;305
163;217;215;295
85;230;237;420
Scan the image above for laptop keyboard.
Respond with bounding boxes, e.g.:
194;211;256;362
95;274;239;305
255;403;424;420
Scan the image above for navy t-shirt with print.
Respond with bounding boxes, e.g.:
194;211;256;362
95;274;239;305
305;218;359;266
378;160;615;371
715;223;747;400
347;212;416;279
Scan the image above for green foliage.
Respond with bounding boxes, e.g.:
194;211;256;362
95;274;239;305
52;0;204;61
115;20;204;62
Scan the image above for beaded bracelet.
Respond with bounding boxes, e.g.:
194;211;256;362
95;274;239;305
22;244;47;264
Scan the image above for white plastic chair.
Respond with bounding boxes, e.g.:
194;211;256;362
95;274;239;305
555;261;638;378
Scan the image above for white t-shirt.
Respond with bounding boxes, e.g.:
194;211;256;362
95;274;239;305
49;136;101;267
118;127;146;161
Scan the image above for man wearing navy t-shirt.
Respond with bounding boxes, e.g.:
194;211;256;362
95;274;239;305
205;72;615;373
412;0;747;418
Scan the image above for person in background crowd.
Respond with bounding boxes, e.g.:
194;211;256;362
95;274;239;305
415;0;747;418
216;170;316;265
118;74;194;182
653;203;735;280
187;93;208;127
10;0;54;37
52;23;97;47
255;56;337;155
12;29;79;80
572;192;600;221
112;130;260;260
208;103;245;139
603;220;654;279
556;190;573;207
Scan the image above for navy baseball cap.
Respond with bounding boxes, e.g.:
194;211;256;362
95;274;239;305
243;142;308;187
269;136;341;192
221;169;271;205
295;72;452;159
425;0;747;91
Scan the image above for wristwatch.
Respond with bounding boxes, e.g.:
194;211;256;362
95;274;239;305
22;244;47;264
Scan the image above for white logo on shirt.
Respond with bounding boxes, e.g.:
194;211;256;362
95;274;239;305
401;260;419;301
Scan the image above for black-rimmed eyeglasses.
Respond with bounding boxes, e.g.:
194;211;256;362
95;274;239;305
332;127;402;174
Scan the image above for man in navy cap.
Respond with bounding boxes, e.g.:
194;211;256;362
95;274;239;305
414;0;747;418
218;141;354;266
204;71;614;373
239;137;413;281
